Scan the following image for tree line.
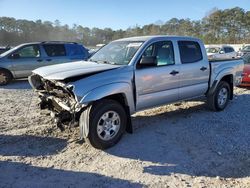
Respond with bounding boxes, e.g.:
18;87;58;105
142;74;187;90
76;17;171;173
0;7;249;47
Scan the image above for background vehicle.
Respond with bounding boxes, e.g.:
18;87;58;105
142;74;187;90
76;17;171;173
0;46;11;54
0;41;89;85
29;36;243;149
238;45;250;57
240;54;250;86
206;45;237;60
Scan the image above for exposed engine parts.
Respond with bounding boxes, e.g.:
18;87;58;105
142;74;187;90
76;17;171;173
29;74;83;131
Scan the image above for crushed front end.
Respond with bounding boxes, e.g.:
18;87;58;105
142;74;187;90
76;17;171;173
28;74;85;131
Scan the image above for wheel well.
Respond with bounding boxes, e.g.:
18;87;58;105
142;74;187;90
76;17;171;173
220;75;233;100
103;93;133;134
0;68;13;79
103;93;128;107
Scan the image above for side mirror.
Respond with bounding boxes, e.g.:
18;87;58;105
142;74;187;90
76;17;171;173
219;50;225;54
10;53;20;59
139;56;157;67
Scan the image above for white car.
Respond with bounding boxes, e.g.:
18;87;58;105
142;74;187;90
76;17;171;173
206;45;238;60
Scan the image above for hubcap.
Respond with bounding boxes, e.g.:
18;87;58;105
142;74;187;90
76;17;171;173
218;87;228;107
97;111;121;141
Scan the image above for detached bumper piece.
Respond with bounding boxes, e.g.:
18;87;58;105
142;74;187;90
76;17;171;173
39;93;81;131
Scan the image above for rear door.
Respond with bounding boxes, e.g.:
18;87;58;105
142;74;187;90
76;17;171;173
178;41;209;100
135;40;180;111
42;44;72;65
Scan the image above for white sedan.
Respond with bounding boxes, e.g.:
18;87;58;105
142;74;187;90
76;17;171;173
206;45;238;60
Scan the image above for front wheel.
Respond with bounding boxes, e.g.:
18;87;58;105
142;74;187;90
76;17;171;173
0;69;12;85
84;99;127;149
207;81;230;111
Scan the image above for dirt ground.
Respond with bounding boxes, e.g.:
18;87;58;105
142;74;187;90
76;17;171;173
0;80;249;188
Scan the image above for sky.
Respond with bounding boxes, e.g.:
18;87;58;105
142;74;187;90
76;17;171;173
0;0;249;30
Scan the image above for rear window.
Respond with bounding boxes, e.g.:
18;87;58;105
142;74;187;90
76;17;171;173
178;41;203;64
43;44;66;57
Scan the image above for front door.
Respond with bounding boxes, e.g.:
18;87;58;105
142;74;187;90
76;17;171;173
10;44;44;78
135;41;180;111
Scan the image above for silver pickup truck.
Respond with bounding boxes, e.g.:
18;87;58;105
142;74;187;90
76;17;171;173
29;36;243;149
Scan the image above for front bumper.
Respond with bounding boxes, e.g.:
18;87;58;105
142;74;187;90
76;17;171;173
29;74;85;130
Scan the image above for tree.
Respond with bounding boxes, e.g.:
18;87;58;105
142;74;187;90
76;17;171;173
0;7;249;46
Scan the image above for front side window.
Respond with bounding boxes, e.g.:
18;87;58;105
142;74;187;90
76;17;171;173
224;47;232;53
178;41;202;64
43;44;66;57
141;41;175;66
89;41;143;65
15;45;40;58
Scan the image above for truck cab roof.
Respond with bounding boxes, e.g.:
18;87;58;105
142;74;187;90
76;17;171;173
114;35;201;42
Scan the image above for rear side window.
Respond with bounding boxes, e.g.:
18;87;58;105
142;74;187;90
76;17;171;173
43;44;66;57
178;41;203;64
66;44;85;56
224;47;234;53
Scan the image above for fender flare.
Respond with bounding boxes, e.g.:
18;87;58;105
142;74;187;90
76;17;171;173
80;82;135;113
79;82;135;139
208;68;234;96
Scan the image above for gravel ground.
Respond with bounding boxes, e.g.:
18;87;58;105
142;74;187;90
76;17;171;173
0;80;249;188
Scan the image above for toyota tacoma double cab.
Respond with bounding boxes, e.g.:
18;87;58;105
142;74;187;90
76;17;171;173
29;36;244;149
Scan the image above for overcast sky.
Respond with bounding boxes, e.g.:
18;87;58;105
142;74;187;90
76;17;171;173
0;0;249;29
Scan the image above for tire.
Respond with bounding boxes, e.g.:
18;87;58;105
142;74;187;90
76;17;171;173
0;69;12;85
85;99;127;149
207;81;230;111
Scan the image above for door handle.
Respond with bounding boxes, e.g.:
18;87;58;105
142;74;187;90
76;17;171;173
46;59;52;62
37;59;43;62
170;70;179;76
200;66;207;71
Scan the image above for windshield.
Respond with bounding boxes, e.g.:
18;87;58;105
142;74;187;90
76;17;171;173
89;41;143;65
242;46;250;51
206;47;220;53
243;54;250;64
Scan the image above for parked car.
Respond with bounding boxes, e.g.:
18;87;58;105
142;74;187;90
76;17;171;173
238;45;250;57
0;46;11;54
240;54;250;86
0;41;89;85
206;45;238;60
29;36;244;149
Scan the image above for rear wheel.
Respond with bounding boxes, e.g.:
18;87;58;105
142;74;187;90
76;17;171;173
85;99;127;149
207;81;230;111
0;69;12;85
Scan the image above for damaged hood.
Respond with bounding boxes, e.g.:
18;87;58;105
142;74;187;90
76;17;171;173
32;61;121;80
